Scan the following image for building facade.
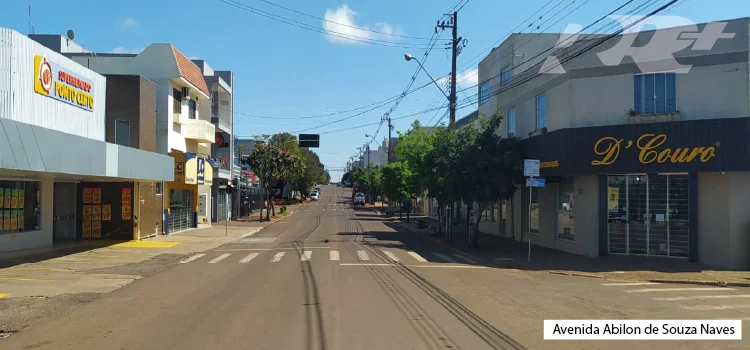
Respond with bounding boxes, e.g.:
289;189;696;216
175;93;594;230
475;17;750;269
64;43;217;234
0;28;172;251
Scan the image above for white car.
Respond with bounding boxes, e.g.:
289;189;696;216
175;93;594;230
353;192;365;206
311;192;319;201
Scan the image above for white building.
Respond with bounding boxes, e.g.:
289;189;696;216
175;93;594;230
65;44;216;233
0;28;172;251
474;17;750;269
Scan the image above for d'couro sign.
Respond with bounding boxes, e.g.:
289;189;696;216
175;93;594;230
591;133;719;166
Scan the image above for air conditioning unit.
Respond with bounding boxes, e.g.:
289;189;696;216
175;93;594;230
181;87;190;100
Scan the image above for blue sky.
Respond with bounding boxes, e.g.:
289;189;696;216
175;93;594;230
1;0;747;181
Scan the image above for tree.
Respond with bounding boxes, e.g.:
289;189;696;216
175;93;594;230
421;126;459;234
245;141;303;221
269;133;300;155
395;120;435;210
293;148;325;198
380;162;413;219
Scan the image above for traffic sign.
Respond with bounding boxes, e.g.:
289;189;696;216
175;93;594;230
523;159;540;177
526;178;546;188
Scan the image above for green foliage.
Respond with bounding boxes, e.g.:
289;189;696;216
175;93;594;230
380;162;413;202
244;137;304;220
292;148;326;197
395;120;435;195
279;205;287;214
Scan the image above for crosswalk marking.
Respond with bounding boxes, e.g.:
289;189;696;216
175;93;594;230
383;251;399;261
452;254;477;264
209;253;231;264
653;294;750;301
625;287;735;293
301;251;312;261
239;253;259;263
180;254;205;264
330;251;340;261
408;252;427;262
357;250;369;261
272;252;285;262
602;282;662;286
433;253;457;263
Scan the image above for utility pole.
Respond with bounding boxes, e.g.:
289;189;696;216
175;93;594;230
384;114;393;163
437;11;459;128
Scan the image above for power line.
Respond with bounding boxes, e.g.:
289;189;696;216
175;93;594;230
218;0;434;49
256;0;449;41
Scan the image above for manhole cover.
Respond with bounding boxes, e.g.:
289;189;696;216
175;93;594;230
232;237;276;244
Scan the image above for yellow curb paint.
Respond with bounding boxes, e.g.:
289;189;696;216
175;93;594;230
0;293;8;298
112;241;181;248
0;277;55;282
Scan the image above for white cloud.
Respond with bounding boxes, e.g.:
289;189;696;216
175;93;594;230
322;4;403;44
120;17;140;30
108;46;143;54
437;68;479;91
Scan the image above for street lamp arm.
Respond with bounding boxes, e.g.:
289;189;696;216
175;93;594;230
405;54;450;101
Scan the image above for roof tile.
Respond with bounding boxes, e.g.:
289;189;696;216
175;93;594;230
171;45;210;97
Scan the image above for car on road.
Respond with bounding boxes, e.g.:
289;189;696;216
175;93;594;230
311;192;319;201
353;192;365;206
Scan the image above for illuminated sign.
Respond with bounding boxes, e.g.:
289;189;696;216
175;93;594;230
540;160;559;169
592;134;719;166
33;55;95;111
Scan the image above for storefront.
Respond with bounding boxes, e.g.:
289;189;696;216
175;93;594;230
518;116;750;269
76;183;135;240
165;152;213;233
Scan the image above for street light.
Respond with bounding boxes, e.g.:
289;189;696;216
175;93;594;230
404;53;450;101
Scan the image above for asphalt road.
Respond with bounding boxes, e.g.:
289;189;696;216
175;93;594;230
2;185;749;349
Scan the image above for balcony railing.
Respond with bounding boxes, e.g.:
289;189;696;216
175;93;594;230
183;119;215;144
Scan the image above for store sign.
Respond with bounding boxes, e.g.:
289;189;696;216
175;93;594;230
591;134;719;167
170;152;187;183
540;160;559;169
33;55;95;111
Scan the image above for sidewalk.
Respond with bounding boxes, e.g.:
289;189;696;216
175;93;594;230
0;212;292;299
387;215;750;287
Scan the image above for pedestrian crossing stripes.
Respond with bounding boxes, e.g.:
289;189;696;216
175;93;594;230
602;281;750;314
179;249;479;266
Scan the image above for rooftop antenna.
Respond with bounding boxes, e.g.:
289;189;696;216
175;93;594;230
28;5;35;34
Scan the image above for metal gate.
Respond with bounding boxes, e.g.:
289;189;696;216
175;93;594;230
169;189;193;233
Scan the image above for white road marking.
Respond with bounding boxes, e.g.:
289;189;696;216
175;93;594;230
602;282;662;286
433;253;457;263
717;317;750;320
330;250;340;261
209;253;231;264
408;251;427;262
653;294;750;301
301;251;312;261
339;263;489;269
180;254;205;264
239;253;259;263
333;209;336;211
452;254;477;264
357;250;369;261
215;247;330;251
626;287;736;293
383;251;400;261
681;304;750;311
272;252;285;262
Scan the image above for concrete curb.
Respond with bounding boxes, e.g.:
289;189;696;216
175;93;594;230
546;271;750;287
547;271;605;279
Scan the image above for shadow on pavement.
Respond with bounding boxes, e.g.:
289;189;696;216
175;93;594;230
0;240;123;270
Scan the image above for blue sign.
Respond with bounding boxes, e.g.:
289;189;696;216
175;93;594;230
523;159;540;177
197;157;205;184
526;178;546;188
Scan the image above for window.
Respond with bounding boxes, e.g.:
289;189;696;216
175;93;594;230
535;94;546;130
634;72;676;115
557;177;575;241
155;182;163;196
114;119;130;147
0;181;41;234
508;108;516;136
501;68;512;86
188;99;197;119
172;89;182;114
479;81;491;106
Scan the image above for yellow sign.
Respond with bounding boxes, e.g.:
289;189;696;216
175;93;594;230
540;160;559;169
608;187;619;210
33;55;95;111
203;158;214;185
170;152;187;183
592;134;719;166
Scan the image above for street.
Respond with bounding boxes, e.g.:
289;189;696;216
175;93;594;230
1;185;749;349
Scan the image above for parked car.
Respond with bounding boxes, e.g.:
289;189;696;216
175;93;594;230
311;192;319;201
354;192;366;206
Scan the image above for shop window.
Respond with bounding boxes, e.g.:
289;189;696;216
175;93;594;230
529;188;539;234
114;119;130;147
155;182;163;196
173;89;182;114
557;177;575;241
0;181;41;234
